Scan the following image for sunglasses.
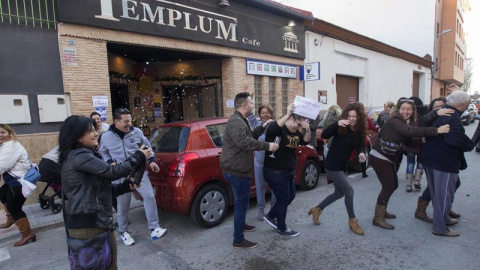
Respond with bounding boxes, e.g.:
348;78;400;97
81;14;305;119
399;99;415;103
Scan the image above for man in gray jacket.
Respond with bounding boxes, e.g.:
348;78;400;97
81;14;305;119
99;108;167;246
220;92;278;249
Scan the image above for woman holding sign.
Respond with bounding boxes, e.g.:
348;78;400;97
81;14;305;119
263;103;310;237
307;103;367;235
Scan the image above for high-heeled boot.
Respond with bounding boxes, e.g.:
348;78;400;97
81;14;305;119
13;217;36;246
0;204;14;229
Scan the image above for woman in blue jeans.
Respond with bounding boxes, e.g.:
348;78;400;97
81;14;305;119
263;103;310;237
248;105;277;221
307;103;367;235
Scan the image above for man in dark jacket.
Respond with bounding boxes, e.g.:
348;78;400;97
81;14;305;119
422;91;474;237
220;92;278;249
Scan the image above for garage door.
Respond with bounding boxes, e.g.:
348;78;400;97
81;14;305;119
336;75;359;109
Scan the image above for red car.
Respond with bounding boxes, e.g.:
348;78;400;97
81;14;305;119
148;117;323;228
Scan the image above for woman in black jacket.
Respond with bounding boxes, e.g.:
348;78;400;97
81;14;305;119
307;103;367;235
59;115;150;270
369;99;450;230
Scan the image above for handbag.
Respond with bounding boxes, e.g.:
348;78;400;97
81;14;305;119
62;191;113;270
24;164;41;184
66;231;112;270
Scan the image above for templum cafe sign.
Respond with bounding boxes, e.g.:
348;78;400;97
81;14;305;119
57;0;305;59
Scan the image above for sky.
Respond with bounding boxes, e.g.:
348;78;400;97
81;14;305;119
276;0;479;95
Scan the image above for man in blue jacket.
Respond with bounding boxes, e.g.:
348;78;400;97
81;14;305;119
99;108;167;246
422;91;474;237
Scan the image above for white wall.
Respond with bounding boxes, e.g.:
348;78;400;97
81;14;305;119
304;31;432;109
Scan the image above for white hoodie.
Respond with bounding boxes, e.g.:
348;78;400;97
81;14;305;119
0;140;30;178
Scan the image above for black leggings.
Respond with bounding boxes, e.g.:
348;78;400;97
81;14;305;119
370;155;398;206
0;184;27;220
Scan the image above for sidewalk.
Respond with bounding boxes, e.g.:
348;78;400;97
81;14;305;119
0;195;144;241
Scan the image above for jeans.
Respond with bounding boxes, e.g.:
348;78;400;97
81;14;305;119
405;151;423;174
0;184;27;220
224;173;251;243
263;168;295;231
254;165;276;210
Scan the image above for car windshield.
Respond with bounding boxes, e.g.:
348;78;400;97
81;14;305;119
149;127;190;152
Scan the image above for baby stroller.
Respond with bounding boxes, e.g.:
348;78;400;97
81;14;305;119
37;148;62;213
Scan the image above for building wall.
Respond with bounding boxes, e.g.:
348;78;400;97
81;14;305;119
58;23;303;120
0;24;64;134
304;31;431;108
438;0;467;84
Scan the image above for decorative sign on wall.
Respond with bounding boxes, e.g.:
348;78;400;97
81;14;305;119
246;59;297;79
302;62;320;81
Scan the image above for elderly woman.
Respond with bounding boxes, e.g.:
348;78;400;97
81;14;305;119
59;115;149;269
369;99;450;230
0;124;36;246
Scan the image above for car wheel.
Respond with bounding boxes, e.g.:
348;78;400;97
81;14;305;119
464;119;470;126
190;183;229;228
298;160;320;190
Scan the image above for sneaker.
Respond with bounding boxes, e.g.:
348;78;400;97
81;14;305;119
263;215;277;230
276;229;299;237
243;223;256;232
233;239;258;249
120;231;135;246
151;227;168;241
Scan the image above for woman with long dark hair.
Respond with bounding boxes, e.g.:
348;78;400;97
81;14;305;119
369;99;450;230
307;103;367;235
59;115;149;269
0;124;36;246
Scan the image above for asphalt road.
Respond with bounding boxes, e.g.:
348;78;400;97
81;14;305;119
1;122;479;270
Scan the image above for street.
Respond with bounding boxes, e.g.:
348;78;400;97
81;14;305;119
1;124;479;270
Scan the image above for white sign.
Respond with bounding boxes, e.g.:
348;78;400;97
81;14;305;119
63;47;77;67
246;59;297;79
293;96;323;120
92;96;109;107
226;100;234;108
304;62;320;81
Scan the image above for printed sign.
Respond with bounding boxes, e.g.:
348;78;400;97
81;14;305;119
92;96;108;107
246;59;297;79
57;0;306;59
293;96;323;120
226;100;235;108
63;47;77;66
94;106;107;121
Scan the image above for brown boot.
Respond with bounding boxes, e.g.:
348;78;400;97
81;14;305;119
384;208;396;219
414;198;433;223
372;204;395;230
449;210;461;218
348;218;364;235
0;204;14;229
307;206;322;225
13;217;36;246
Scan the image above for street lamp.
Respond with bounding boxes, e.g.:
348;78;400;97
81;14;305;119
437;29;452;38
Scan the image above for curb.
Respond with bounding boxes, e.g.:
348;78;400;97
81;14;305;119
0;197;144;242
